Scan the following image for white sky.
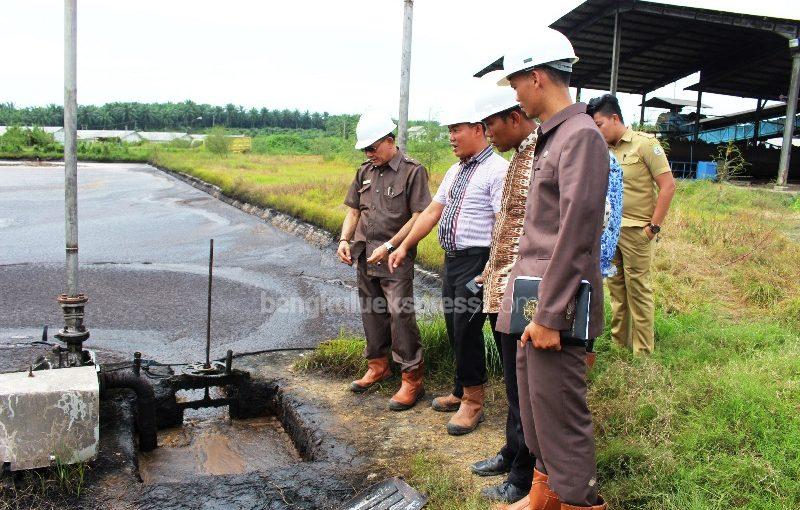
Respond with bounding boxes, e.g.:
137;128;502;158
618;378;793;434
0;0;798;125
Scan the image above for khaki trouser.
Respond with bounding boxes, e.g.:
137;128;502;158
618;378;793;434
607;226;655;354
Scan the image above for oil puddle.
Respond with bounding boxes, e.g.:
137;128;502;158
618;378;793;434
138;410;301;483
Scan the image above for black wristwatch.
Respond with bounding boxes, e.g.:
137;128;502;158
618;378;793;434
647;223;661;235
384;242;396;254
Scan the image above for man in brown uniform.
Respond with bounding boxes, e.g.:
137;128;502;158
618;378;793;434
487;28;609;510
587;94;676;355
338;112;432;411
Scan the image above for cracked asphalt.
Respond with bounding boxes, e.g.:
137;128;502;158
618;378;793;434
0;161;436;367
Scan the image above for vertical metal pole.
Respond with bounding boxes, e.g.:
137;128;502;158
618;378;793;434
205;239;214;368
397;0;414;153
56;0;90;364
693;86;703;142
776;39;800;190
640;93;646;128
64;0;78;297
610;9;621;96
753;98;763;144
575;86;582;102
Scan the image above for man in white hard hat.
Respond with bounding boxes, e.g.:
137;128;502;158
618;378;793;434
338;111;431;411
388;96;508;436
466;84;538;505
478;28;609;510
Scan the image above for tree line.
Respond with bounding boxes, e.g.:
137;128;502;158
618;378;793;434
0;101;336;132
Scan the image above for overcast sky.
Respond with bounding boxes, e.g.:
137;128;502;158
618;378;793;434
1;0;797;125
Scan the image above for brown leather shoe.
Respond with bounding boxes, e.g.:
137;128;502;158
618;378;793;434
350;357;391;393
388;363;424;411
586;352;597;371
560;496;607;510
446;384;485;435
431;393;461;412
530;469;560;510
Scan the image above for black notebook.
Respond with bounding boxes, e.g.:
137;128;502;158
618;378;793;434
509;276;592;341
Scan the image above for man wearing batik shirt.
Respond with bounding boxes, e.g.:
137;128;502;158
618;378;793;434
466;89;538;505
389;99;508;436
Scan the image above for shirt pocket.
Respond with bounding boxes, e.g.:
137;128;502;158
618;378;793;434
357;182;372;210
621;155;642;168
532;164;555;179
386;186;406;213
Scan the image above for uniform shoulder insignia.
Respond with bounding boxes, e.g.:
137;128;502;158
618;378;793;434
652;144;664;156
404;156;421;166
637;131;655;139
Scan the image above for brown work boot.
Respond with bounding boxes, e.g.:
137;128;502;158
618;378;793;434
349;357;391;393
586;352;597;370
560;496;607;510
388;363;424;411
431;393;461;412
446;384;485;435
530;469;561;510
492;494;530;510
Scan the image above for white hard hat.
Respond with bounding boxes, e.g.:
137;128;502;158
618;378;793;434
474;80;520;121
438;100;482;127
476;28;578;86
354;111;397;150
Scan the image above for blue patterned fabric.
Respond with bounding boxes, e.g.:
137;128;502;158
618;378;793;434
601;151;623;278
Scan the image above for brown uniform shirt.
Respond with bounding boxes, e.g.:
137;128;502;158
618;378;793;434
344;149;431;279
496;103;608;338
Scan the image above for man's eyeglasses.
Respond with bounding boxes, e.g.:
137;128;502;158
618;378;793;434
363;137;386;153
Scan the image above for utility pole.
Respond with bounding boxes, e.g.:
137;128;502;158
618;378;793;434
397;0;413;152
56;0;90;366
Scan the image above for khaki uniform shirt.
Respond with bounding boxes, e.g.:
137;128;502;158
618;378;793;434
483;132;536;314
611;128;671;227
344;150;431;279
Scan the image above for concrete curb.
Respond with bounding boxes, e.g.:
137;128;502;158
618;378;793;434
153;164;443;287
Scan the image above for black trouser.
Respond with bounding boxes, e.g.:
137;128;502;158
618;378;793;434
496;329;535;490
442;248;490;397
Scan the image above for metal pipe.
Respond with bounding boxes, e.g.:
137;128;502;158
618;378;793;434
397;0;414;153
64;0;78;297
776;38;800;189
575;86;582;102
99;371;158;452
610;9;621;96
205;239;214;368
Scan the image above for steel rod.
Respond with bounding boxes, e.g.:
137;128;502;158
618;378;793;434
205;239;214;368
397;0;414;152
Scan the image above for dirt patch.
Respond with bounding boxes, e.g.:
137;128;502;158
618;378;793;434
241;353;511;499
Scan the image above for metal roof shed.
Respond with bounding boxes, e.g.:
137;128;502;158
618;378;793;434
550;0;800;187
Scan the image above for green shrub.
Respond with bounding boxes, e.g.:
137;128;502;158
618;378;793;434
204;127;229;156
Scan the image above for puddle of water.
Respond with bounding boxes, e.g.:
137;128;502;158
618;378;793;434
138;408;301;483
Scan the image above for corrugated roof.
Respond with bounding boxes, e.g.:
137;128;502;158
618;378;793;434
549;0;800;100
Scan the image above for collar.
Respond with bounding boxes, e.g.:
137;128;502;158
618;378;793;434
369;148;402;172
387;148;403;171
537;102;587;137
516;131;537;153
617;128;634;146
460;145;493;166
